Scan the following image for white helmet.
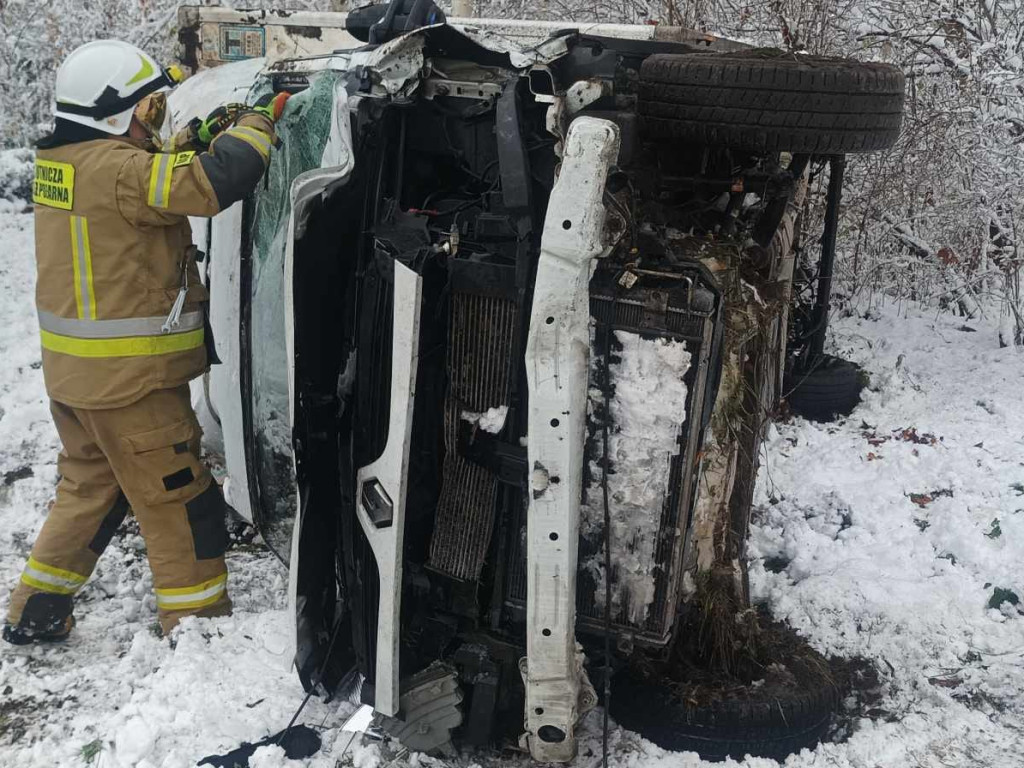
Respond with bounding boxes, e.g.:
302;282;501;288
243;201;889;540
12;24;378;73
54;40;182;135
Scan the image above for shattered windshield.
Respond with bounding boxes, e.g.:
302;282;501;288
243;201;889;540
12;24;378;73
248;70;342;560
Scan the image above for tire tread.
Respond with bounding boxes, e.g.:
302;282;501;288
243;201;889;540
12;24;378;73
638;52;905;153
610;650;841;761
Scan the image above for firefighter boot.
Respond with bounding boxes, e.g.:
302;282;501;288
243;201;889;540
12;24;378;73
2;594;76;645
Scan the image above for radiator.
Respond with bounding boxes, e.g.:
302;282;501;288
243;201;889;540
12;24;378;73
506;267;718;645
428;266;519;581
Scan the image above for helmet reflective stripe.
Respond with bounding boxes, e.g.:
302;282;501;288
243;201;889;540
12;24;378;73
56;70;177;120
54;40;178;135
125;54;154;87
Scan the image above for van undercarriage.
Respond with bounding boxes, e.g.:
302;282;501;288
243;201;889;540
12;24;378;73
276;30;816;758
179;6;902;761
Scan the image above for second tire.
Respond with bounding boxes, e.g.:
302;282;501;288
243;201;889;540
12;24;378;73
784;354;866;422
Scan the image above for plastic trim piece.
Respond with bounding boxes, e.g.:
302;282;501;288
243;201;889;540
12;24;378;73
354;261;422;716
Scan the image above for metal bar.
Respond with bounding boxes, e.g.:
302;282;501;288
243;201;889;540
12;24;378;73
238;194;264;541
751;156;808;247
808;155;845;361
393;110;407;207
522;116;619;763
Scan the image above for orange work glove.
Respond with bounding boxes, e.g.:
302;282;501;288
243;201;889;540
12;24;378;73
252;92;292;123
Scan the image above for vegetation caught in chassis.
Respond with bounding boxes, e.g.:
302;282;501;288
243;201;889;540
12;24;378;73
184;6;905;763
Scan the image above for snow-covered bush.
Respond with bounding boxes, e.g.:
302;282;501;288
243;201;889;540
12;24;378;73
0;1;334;149
0;1;180;149
0;149;34;206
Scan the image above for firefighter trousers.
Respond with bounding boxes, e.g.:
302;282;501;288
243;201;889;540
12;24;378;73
6;385;231;635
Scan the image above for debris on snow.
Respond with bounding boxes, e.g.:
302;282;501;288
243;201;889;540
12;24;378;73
987;587;1019;611
748;301;1024;768
908;488;954;507
2;466;33;486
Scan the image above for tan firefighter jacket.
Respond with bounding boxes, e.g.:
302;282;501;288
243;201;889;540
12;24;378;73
32;113;276;409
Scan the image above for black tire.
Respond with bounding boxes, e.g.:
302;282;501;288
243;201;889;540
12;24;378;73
610;650;840;762
784;354;865;422
638;50;905;153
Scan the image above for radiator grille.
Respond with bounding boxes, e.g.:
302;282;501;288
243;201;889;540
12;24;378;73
428;293;518;581
352;261;394;682
355;268;394;466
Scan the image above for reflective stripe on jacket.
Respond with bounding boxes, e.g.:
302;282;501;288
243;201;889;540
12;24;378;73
33;114;275;408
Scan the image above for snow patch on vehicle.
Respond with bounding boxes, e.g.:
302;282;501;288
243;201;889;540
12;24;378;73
461;406;508;434
582;329;690;624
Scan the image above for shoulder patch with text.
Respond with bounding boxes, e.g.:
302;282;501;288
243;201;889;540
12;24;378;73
173;151;196;168
33;159;75;210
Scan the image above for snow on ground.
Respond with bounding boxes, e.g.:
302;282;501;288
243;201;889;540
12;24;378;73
2;206;1023;766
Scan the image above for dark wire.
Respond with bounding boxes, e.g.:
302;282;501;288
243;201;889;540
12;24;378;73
421;159;500;210
430;171;502;217
601;318;614;768
275;612;348;748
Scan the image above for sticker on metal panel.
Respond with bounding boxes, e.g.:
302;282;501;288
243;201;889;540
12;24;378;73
173;151;196;168
33;159;75;210
220;25;266;61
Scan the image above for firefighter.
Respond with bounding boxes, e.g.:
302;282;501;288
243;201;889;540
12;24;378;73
3;40;290;645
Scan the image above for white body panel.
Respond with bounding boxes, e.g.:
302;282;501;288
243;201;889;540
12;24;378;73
205;203;250;516
522;116;620;762
171;57;265;521
178;6;746;71
354;262;423;717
